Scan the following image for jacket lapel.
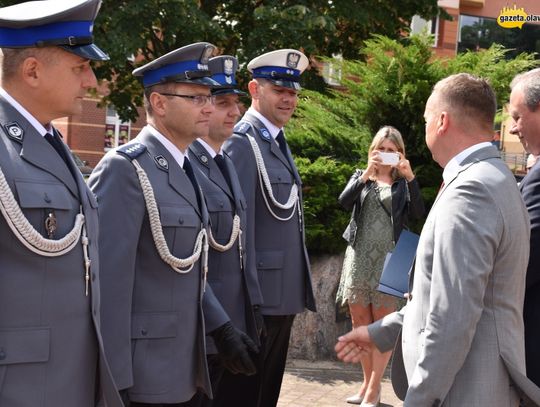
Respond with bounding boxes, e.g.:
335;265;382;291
138;130;201;216
244;112;294;173
19;123;79;198
190;140;234;201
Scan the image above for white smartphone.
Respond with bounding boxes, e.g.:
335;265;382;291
379;152;400;166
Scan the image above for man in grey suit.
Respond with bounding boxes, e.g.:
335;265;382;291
336;73;540;406
223;49;317;407
89;43;257;407
188;55;262;406
509;68;540;388
0;1;122;406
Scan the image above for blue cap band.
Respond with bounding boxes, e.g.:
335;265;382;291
212;73;236;86
142;60;209;87
252;66;300;82
0;20;93;47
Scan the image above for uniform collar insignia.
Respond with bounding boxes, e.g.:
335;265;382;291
3;122;24;142
199;153;209;165
154;154;169;170
259;127;271;141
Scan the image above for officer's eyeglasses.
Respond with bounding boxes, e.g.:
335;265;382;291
160;93;215;107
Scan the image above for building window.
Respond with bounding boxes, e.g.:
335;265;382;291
410;15;439;47
322;54;343;86
104;106;131;151
458;14;540;57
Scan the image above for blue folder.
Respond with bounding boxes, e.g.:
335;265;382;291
377;230;420;298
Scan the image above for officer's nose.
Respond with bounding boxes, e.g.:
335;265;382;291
509;123;519;135
83;68;98;89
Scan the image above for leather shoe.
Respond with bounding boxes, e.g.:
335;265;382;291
346;394;364;404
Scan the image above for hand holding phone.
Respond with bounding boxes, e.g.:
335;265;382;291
379;152;400;166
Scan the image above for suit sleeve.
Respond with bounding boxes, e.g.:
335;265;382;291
338;169;365;211
88;153;145;391
368;307;405;352
223;133;263;306
521;167;540;289
404;178;500;405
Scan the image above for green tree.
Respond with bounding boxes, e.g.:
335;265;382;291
0;0;441;120
287;34;537;253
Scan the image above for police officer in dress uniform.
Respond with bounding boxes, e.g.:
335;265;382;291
89;43;258;407
188;55;263;407
223;49;317;407
0;1;122;406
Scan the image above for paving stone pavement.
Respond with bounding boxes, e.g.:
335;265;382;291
278;359;403;407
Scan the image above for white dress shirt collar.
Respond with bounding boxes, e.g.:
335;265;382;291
0;87;53;136
443;142;493;185
145;124;186;168
247;107;283;140
196;138;221;158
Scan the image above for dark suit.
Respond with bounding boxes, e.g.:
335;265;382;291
89;127;228;404
223;111;316;406
520;161;540;387
0;95;121;406
188;140;262;403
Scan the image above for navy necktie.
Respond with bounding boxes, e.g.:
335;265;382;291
44;132;77;179
183;158;201;209
214;154;232;191
275;130;288;158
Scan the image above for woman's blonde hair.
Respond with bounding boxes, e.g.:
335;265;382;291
368;126;405;180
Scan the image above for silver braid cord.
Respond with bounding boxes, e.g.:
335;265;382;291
207;214;241;252
0;164;85;256
132;159;207;274
247;134;299;221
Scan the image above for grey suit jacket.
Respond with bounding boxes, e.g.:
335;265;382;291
0;96;122;406
370;146;540;406
189;140;262;352
89;128;228;404
223;112;316;315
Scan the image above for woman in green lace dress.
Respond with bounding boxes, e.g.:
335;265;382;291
336;127;425;406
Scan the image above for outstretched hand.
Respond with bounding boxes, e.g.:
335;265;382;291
335;325;372;364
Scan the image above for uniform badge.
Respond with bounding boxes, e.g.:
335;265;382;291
287;52;300;69
201;45;214;64
4;122;24;141
234;121;252;134
200;154;209;164
224;58;234;75
225;75;233;84
260;128;271;141
154;155;169;170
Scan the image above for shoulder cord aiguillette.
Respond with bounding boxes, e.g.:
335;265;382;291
247;134;299;221
132;159;208;281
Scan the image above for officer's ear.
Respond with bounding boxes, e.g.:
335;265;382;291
149;92;167;117
20;56;41;87
248;79;260;99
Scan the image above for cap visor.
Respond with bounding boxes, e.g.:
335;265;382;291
268;79;301;90
174;76;220;87
60;43;110;61
212;87;247;96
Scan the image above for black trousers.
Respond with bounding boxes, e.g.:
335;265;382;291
190;354;226;407
213;314;295;407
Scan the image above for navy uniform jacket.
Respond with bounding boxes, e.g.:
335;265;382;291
520;161;540;387
0;96;122;406
223;111;316;315
189;140;263;351
89;128;228;404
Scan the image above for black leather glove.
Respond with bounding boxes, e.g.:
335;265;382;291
253;305;266;338
210;321;258;375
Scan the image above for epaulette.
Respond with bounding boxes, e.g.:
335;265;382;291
117;142;147;160
234;121;253;136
